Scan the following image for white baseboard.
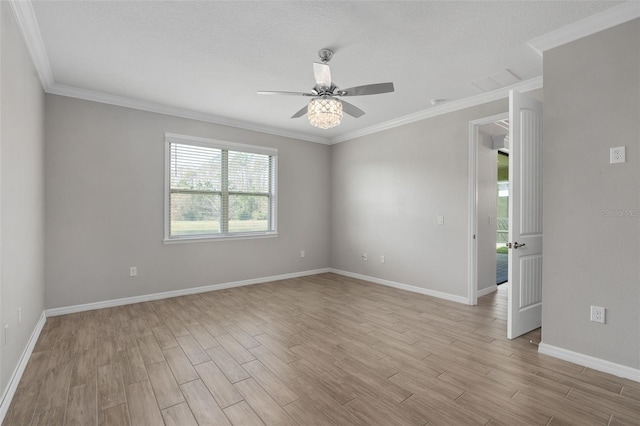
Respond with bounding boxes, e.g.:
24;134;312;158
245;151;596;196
329;269;468;305
477;285;498;297
538;342;640;383
45;268;331;317
0;311;47;423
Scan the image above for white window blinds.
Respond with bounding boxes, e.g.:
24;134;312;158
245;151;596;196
165;134;277;240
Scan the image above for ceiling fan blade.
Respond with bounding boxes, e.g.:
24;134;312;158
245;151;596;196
257;91;314;96
339;82;395;96
313;62;332;89
340;99;365;118
291;104;308;119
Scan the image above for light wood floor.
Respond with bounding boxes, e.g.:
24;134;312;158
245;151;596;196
4;273;640;425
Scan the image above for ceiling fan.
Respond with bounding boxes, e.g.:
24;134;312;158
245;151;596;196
257;49;395;129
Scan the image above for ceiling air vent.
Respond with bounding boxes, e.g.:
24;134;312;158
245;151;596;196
472;69;520;92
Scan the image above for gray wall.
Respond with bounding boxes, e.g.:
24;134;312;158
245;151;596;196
45;95;331;309
0;2;46;393
330;99;509;298
542;19;640;369
477;131;497;292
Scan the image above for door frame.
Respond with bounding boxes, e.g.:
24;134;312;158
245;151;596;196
467;112;508;305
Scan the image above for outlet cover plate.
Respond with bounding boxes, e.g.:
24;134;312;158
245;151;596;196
590;305;605;324
610;146;625;164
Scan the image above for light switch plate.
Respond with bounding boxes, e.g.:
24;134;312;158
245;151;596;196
437;215;444;225
610;146;625;164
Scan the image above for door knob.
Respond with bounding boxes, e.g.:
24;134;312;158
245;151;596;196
513;242;526;249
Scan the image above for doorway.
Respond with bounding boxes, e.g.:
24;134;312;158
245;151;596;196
475;118;510;292
496;150;509;285
467;112;508;305
468;91;543;339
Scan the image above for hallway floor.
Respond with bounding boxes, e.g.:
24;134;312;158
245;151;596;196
497;253;508;284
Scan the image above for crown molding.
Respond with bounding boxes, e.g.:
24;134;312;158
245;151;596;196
46;83;331;144
12;0;629;146
8;0;54;89
330;76;543;144
528;1;640;56
8;1;330;145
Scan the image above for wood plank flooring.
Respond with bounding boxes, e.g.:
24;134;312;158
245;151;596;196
4;273;640;425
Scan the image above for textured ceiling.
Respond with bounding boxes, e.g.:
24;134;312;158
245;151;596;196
30;1;621;141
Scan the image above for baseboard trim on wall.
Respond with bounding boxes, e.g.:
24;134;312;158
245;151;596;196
538;342;640;383
0;311;47;423
477;285;498;297
45;268;331;317
329;269;468;305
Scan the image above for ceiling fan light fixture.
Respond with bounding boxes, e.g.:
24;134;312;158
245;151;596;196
308;97;343;129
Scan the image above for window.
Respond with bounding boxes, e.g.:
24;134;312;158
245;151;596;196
165;133;277;241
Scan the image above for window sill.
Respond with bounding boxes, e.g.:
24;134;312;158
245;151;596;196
163;232;278;244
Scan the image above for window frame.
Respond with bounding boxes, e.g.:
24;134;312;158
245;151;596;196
164;133;278;243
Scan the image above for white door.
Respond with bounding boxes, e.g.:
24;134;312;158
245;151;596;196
507;90;543;339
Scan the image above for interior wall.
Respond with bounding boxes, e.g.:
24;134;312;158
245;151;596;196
44;95;331;309
0;2;46;393
330;99;509;299
542;19;640;369
477;130;497;291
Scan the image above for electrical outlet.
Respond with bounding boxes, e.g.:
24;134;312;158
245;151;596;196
362;253;368;261
380;255;385;264
590;306;605;324
129;266;137;277
17;308;22;326
610;146;625;164
300;250;305;258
